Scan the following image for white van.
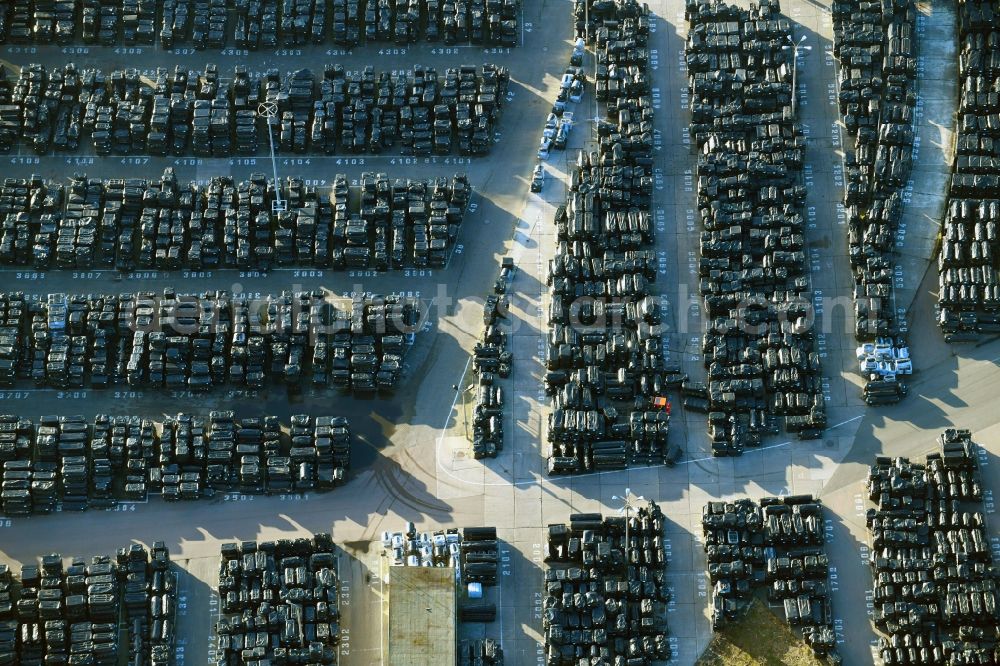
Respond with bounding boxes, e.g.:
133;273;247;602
538;136;551;160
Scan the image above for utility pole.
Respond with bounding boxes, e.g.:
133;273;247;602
782;35;812;118
612;488;645;568
452;383;474;440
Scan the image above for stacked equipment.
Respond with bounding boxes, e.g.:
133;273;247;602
864;429;999;664
381;522;462;568
1;412;351;517
0;63;508;157
936;0;1000;340
686;0;826;452
0;289;420;392
0;170;470;271
0;543;176;666
832;0;918;399
547;0;673;475
0;0;520;47
701;495;838;658
472;259;513;458
542;501;671;665
459;638;503;665
215;535;340;666
461;526;499;588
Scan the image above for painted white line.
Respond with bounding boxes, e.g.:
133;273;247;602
829;414;863;430
498;563;504;649
682;440;791;466
520;3;525;47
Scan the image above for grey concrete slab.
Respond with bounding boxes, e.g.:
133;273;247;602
896;1;958;309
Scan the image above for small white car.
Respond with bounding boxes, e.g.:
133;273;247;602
569;79;584;103
553;91;567;113
531;164;545;192
538;137;551;160
562;111;575;127
553;124;568;149
561;118;573;135
543;113;559;139
873;337;893;357
561;73;575;90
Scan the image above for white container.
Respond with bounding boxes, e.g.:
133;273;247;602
467;582;483;599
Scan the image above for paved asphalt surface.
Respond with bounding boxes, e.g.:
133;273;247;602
0;1;996;665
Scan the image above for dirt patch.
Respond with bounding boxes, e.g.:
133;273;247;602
696;600;825;666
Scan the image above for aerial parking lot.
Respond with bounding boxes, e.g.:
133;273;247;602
0;0;998;665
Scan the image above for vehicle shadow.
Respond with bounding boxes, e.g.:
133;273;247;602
824;505;874;666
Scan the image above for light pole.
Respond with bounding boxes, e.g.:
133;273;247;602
612;488;645;568
452;383;475;440
781;35;812;118
257;102;286;213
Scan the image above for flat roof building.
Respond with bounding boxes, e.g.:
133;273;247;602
387;565;456;666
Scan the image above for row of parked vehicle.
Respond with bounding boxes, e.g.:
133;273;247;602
702;495;838;659
545;0;675;475
460;638;503;665
0;62;509;157
532;37;585;174
0;289;421;392
855;337;912;378
536;68;584;162
542;501;672;664
936;0;1000;340
216;535;340;665
0;0;519;48
686;0;826;454
0;412;351;517
326;0;519;47
0;169;471;271
832;0;917;402
381;523;500;588
864;429;999;665
0;542;175;666
470;258;513;458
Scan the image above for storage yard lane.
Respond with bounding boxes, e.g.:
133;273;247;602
0;0;996;665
